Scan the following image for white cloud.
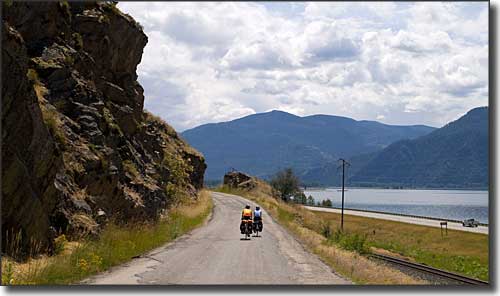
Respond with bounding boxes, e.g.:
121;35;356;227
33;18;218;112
391;30;453;53
296;20;361;64
118;2;488;131
220;40;294;70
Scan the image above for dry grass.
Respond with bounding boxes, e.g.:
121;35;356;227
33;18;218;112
122;160;142;181
177;190;211;219
1;190;213;285
27;68;67;149
313;211;489;281
33;83;48;101
215;185;425;284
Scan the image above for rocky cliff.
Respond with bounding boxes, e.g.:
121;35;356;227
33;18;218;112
2;1;206;258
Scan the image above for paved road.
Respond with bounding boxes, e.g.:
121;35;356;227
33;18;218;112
83;192;351;285
304;206;488;235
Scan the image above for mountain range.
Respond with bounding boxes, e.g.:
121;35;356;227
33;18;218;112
182;107;488;189
181;110;435;181
350;107;488;188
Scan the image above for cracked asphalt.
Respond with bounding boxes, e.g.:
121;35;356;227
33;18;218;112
82;192;351;285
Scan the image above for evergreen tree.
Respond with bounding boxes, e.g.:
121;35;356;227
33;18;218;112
306;195;315;206
270;168;301;202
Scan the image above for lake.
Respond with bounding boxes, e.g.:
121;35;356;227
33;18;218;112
303;188;489;224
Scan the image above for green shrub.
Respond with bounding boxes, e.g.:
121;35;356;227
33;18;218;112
162;151;193;204
270;168;300;202
321;221;332;239
102;107;122;135
329;229;369;254
321;199;333;207
306;195;315;206
293;192;307;204
2;261;14;285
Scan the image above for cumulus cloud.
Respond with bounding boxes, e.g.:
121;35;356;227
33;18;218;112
220;40;293;70
118;2;488;131
162;11;235;47
297;20;361;64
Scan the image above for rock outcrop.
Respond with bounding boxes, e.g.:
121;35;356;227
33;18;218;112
2;2;206;259
223;171;257;190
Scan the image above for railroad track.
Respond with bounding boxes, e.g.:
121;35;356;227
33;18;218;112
370;254;489;285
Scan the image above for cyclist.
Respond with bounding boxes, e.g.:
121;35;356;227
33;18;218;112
253;206;263;233
240;205;253;233
253;206;262;222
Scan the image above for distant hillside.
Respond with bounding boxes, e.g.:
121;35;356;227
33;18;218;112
300;151;378;186
351;107;488;189
181;110;435;180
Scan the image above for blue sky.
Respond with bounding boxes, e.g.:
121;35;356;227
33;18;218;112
118;2;488;131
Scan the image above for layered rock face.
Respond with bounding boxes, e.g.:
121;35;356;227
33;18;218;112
223;171;257;190
2;2;206;258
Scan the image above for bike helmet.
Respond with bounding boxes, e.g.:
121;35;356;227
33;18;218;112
245;205;250;209
256;206;260;210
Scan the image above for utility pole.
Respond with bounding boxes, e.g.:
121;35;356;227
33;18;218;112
338;158;350;231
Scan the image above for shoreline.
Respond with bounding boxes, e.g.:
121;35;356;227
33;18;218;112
305;205;489;227
304;206;489;234
301;188;489;224
303;187;489;191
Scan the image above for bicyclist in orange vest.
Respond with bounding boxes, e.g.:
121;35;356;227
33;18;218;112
240;205;253;233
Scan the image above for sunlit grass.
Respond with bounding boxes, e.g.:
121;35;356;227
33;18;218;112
313;211;489;281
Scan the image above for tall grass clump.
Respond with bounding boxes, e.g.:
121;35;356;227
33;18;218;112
328;229;369;254
162;151;192;205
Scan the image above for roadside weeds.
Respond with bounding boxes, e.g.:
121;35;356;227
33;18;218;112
1;190;213;285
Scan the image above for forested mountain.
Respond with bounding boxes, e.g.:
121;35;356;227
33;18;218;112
351;107;488;188
181;110;434;181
